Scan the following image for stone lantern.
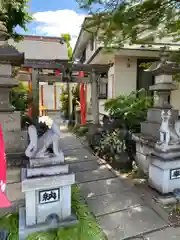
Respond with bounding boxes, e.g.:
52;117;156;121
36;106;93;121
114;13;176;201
134;48;180;194
0;21;27;156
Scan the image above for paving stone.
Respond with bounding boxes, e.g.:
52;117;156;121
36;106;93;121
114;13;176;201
79;177;131;198
65;151;97;163
69;161;99;173
76;165;116;183
59;139;82;151
132;227;180;240
87;191;144;217
65;154;95;163
7;168;20;184
64;147;96;158
7;182;24;202
98;205;167;240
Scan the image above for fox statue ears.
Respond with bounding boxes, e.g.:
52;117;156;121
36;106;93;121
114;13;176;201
161;110;172;118
161;110;165;116
167;110;172;116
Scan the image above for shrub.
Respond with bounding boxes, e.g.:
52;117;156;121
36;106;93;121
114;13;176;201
59;86;69;119
71;83;80;120
104;89;152;132
92;90;153;170
10;82;30;112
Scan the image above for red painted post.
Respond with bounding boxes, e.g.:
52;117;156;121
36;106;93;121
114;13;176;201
28;68;33;118
79;71;86;125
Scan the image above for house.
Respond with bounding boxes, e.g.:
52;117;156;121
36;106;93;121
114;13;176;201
9;35;69;111
73;17;180;114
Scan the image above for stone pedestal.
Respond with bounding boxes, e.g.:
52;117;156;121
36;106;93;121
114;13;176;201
19;155;77;240
148;151;180;194
134;135;155;174
134;49;180;194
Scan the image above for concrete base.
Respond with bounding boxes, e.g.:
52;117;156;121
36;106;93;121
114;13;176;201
135;142;153;174
148;156;180;194
19;207;78;240
29;154;64;168
27;163;69;177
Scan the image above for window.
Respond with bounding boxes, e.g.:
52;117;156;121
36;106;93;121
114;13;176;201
99;82;108;99
98;73;108;99
90;35;94;51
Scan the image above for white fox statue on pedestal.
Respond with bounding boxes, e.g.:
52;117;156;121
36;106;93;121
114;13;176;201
25;119;63;159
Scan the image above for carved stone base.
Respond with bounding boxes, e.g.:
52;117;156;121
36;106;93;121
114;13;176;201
19;207;78;240
27;163;69;177
148;155;180;194
29;154;64;168
21;168;75;225
153;145;180;158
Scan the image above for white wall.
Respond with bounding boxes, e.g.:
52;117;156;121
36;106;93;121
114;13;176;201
41;83;54;110
85;38;102;63
114;56;137;96
39;83;62;110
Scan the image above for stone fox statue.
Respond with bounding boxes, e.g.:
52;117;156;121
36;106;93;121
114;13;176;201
159;110;180;146
25;121;63;158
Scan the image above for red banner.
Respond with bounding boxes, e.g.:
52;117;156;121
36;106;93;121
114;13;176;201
0;125;11;208
80;83;87;125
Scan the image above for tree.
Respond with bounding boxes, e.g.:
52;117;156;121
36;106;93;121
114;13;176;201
0;0;32;40
77;0;180;47
61;33;73;60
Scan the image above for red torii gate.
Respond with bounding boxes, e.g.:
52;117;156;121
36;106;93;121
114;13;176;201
20;60;110;125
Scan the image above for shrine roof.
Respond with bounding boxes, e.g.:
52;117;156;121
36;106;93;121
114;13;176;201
8;35;68;61
145;50;180;75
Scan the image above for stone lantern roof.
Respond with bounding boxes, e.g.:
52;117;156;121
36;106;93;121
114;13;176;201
0;21;24;66
145;47;180;75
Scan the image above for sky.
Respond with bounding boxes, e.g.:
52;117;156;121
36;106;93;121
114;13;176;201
19;0;88;49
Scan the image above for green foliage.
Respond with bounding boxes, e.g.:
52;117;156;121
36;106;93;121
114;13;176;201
77;0;180;47
73;124;89;136
0;185;105;240
104;89;152;132
0;0;33;40
89;90;151;170
71;83;80;120
95;129;125;156
61;33;73;60
72;84;80;106
60;85;69;119
10;82;30;112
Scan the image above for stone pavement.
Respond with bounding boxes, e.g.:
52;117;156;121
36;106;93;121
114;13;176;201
4;113;180;239
58;121;180;240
